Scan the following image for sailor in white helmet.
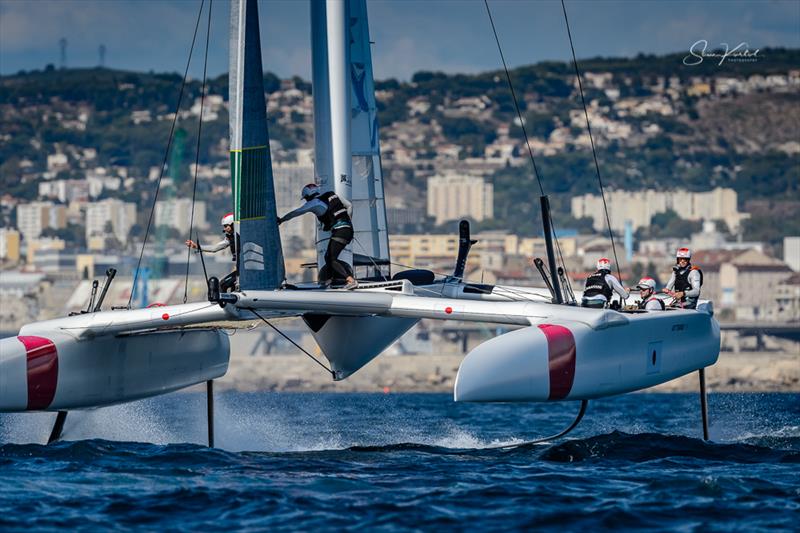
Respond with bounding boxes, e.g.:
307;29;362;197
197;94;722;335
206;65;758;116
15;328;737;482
277;183;358;290
663;247;702;309
185;212;240;292
635;277;665;311
582;257;629;309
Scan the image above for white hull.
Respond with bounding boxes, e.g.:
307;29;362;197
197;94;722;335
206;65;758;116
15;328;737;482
454;307;720;402
0;302;234;412
0;328;229;412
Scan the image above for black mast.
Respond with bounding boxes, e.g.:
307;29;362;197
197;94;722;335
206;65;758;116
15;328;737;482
540;196;563;304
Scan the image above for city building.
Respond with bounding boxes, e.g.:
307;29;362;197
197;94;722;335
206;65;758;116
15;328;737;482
694;249;793;321
0;228;21;263
426;173;493;225
85;199;137;243
390;234;461;271
25;237;66;266
571;187;749;234
38;179;90;203
154;198;208;236
272;163;316;250
784;236;800;272
690;220;763;253
775;273;800;321
16;201;67;240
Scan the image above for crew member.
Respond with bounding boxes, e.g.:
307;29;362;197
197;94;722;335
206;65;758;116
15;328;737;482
635;277;665;311
663;247;702;309
185;212;239;292
277;183;358;290
582;257;629;308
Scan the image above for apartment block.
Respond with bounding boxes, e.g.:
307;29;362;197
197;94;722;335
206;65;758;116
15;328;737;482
571;187;749;233
16;201;67;240
426;173;493;225
85;199;137;243
155;198;208;236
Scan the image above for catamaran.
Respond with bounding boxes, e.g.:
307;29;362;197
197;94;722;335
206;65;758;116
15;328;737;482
0;0;719;446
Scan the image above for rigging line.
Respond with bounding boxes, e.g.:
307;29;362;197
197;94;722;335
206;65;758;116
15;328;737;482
248;308;335;377
351;235;389;281
128;0;206;309
560;0;622;282
483;0;570;283
196;231;210;284
483;0;544;197
184;0;214;303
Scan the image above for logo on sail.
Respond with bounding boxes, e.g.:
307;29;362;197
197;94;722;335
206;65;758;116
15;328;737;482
242;242;265;270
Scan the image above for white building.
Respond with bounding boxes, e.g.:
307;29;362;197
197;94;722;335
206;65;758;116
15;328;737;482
427;173;494;225
38;179;91;203
154;198;208;236
571;187;749;234
85;199;137;243
784;236;800;272
16;201;67;240
272;163;316;250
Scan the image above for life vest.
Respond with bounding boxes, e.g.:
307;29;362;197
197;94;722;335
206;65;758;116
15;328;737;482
317;191;351;231
673;264;703;297
225;232;240;263
638;296;665;310
584;270;612;300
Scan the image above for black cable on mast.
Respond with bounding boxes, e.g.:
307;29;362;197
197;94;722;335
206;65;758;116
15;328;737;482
560;0;623;282
184;0;213;303
484;0;572;294
128;0;206;309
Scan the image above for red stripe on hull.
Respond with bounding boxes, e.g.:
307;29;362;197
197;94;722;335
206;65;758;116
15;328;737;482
538;324;576;401
18;336;58;410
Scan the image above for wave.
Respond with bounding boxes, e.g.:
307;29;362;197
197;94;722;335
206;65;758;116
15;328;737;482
540;430;800;464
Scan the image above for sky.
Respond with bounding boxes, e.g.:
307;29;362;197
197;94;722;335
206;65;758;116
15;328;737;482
1;0;798;81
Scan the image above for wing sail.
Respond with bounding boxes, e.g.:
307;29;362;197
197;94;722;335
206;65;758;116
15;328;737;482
229;0;285;290
348;0;391;277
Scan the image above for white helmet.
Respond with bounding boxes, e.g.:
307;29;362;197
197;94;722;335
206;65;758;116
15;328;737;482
596;257;611;271
220;212;234;226
636;277;656;291
676;247;692;260
301;183;320;200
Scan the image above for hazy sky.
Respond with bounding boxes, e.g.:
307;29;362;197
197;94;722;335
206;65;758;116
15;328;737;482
1;0;798;80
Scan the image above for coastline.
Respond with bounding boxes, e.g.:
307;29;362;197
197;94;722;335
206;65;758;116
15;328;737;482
212;350;799;394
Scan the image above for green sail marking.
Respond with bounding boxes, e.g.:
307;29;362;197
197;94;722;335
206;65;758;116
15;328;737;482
230;146;270;221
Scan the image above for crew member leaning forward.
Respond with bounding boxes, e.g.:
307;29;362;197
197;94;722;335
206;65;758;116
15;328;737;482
278;183;358;290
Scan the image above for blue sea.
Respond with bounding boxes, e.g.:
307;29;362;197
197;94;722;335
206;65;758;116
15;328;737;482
1;392;798;531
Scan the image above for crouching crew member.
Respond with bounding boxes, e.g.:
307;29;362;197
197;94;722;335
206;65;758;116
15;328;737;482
635;277;665;310
582;257;629;308
185;212;239;292
278;183;358;290
663;247;702;309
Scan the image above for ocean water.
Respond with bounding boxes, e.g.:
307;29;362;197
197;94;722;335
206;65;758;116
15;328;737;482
1;392;798;531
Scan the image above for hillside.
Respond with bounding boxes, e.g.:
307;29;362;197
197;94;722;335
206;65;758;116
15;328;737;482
1;50;798;244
